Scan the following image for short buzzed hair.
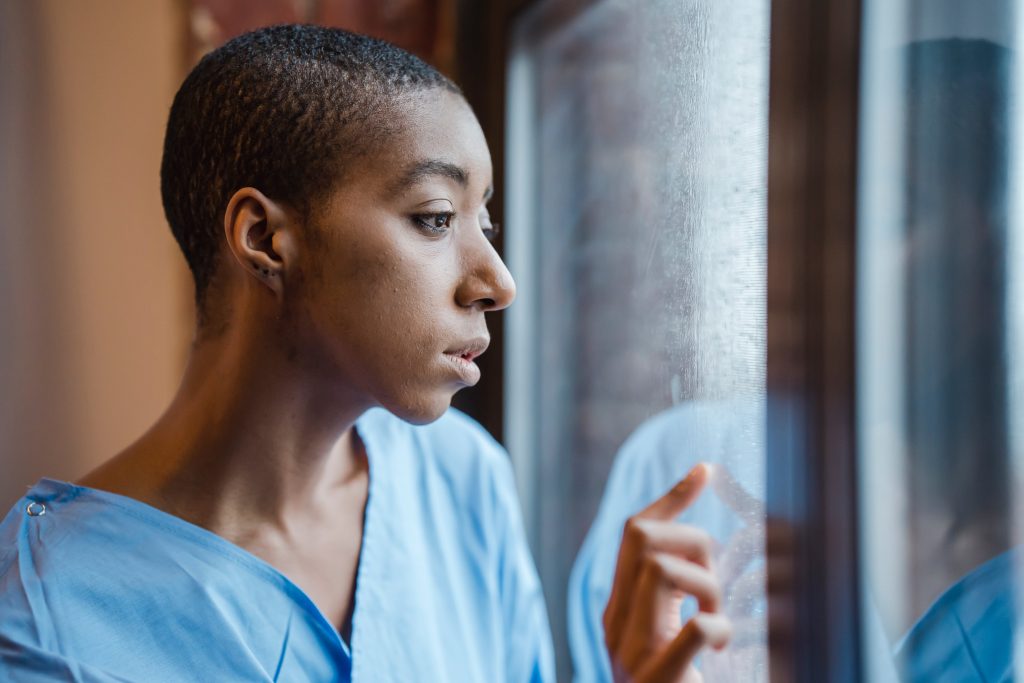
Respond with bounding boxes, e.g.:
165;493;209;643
160;24;460;311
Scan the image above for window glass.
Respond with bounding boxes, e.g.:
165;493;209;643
857;0;1023;678
506;1;770;679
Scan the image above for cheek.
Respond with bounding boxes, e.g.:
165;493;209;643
302;234;464;421
375;255;455;363
318;231;455;363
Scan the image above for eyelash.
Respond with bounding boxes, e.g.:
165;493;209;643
411;212;502;243
412;211;455;235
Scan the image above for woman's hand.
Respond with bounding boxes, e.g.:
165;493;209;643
603;463;732;683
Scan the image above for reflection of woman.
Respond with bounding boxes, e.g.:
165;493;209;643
570;399;767;682
0;26;728;682
901;38;1013;624
893;37;1016;682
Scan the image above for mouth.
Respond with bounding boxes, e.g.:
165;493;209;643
443;337;490;363
442;337;489;384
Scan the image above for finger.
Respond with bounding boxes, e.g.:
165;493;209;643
638;463;711;521
616;553;724;671
643;552;722;614
638;613;732;683
604;519;715;650
615;557;667;672
630;518;716;569
709;464;764;525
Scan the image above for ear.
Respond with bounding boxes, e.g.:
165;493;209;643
223;187;295;295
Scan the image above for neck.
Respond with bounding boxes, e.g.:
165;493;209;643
81;314;371;534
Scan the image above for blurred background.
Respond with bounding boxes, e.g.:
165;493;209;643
1;0;191;508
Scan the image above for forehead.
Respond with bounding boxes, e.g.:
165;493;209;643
363;90;493;196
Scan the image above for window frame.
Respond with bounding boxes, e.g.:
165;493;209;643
459;0;869;679
765;0;864;680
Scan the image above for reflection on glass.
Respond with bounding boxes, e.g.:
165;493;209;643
506;0;769;679
858;1;1022;680
568;401;767;681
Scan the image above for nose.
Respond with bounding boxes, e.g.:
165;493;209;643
455;234;517;312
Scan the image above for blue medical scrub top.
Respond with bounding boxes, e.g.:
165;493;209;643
0;408;555;682
895;547;1019;682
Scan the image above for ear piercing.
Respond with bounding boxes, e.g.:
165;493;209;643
253;263;275;277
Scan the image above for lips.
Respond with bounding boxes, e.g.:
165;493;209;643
443;337;490;363
442;337;489;385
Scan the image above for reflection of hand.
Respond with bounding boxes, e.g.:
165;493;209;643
710;463;764;525
702;466;769;682
705;516;795;683
603;464;732;683
710;466;766;623
719;525;767;620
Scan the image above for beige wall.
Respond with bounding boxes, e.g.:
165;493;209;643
1;1;191;508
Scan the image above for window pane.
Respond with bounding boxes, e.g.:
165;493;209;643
857;1;1023;679
506;1;770;679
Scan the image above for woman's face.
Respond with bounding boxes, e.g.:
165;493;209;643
290;88;515;423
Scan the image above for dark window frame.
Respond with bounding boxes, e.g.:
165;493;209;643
765;0;863;680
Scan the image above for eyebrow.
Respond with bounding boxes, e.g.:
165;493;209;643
392;159;468;194
391;159;494;202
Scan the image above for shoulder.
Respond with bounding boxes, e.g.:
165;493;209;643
896;547;1019;680
615;398;762;469
606;398;764;506
0;498;24;582
0;481;95;651
0;480;85;578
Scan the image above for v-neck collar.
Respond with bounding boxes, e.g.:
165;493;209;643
28;411;385;667
342;414;382;659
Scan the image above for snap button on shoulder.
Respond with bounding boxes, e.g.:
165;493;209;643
25;501;46;517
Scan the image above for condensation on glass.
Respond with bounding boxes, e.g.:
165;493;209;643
506;0;769;679
858;0;1023;679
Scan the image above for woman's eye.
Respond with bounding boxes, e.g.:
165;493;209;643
412;212;454;234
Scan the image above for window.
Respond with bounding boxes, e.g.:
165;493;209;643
506;1;770;679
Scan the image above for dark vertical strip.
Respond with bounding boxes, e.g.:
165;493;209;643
449;0;528;442
765;0;862;681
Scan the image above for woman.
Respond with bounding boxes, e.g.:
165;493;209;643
0;25;728;682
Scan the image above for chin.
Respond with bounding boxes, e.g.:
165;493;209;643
381;388;456;425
